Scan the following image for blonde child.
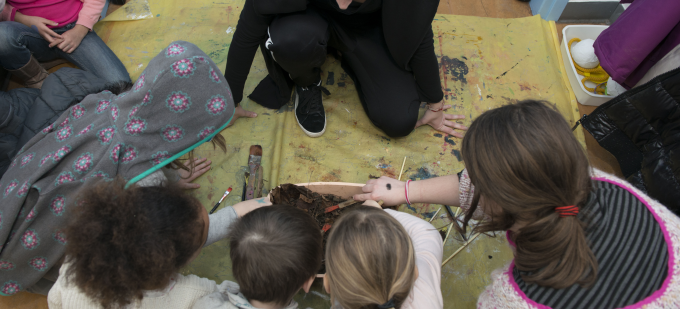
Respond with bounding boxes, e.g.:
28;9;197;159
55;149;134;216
323;206;444;309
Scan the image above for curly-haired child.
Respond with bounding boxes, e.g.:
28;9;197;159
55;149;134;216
322;205;444;309
47;178;268;308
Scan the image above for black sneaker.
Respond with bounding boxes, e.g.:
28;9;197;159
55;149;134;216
294;83;330;137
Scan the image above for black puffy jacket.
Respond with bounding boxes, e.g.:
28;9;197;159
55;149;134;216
0;68;112;177
581;67;680;215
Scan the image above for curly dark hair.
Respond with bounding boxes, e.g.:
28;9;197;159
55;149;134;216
63;178;204;308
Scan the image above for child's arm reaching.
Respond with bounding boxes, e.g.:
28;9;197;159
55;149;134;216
354;175;461;207
204;197;272;247
384;209;444;309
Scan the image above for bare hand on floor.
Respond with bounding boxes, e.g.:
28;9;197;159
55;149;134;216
415;102;468;137
177;157;211;189
227;106;258;127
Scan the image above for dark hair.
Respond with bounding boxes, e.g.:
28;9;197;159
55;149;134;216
228;206;322;307
64;178;204;308
461;100;597;289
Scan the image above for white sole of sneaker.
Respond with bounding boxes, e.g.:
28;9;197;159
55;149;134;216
294;88;326;138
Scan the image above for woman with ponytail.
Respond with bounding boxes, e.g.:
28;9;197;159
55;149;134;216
354;100;680;308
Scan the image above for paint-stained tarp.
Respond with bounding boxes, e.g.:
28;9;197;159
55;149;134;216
94;1;580;307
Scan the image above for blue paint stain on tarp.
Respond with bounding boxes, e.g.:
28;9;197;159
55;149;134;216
451;149;462;161
156;14;160;17
377;164;391;169
444;135;456;146
409;167;437;180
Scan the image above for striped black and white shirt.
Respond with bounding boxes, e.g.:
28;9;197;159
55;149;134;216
513;180;669;309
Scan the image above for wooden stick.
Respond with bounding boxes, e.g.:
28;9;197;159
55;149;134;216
441;232;481;267
398;156;407;181
442;222;454;245
429;207;441;223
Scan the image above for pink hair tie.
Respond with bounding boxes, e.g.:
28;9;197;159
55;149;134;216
405;179;412;205
555;205;579;217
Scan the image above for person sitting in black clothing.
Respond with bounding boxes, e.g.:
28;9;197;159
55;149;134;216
225;0;468;138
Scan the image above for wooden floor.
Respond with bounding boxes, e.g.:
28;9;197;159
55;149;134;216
1;0;622;307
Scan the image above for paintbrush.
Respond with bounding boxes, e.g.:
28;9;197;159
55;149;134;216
324;199;362;213
209;187;232;214
245;145;264;200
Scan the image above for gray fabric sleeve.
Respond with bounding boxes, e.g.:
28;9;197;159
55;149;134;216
204;206;238;247
135;168;168;187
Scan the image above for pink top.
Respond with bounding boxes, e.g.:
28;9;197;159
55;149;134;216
0;0;104;30
384;209;444;309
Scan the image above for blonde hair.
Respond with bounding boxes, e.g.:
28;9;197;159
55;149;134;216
325;207;417;309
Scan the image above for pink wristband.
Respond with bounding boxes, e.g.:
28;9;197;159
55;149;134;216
405;179;411;205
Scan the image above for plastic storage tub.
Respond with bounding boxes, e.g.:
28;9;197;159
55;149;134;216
560;25;615;106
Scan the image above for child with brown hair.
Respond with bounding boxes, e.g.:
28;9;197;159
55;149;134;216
322;205;444;309
47;178;268;308
193;206;323;309
356;100;680;308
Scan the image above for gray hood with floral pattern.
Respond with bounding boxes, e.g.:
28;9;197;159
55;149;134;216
0;41;235;294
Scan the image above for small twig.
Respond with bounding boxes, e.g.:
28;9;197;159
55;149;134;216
308;169;314;186
442;222;454;245
442;232;481;267
398;156;407;181
429;207;441;223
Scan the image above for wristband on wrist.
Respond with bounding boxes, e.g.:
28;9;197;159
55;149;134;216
428;104;444;112
405;179;412;205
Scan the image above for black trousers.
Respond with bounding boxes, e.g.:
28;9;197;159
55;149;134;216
266;10;423;137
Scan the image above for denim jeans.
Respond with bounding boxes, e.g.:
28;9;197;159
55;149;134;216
0;21;131;84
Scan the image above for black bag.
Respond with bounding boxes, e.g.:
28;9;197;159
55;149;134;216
579;67;680;215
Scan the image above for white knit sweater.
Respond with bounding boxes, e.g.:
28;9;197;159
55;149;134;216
47;263;219;309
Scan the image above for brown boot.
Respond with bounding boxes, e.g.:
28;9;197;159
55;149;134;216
9;56;49;89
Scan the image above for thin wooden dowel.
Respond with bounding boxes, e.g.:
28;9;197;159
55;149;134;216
398;156;407;181
442;222;454;245
442;232;481;267
429;207;441;223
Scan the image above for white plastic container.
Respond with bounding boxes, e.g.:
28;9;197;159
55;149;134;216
560;25;615;106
